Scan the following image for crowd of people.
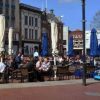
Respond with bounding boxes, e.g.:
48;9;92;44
0;52;99;83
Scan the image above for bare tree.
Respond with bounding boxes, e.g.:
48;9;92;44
91;11;100;30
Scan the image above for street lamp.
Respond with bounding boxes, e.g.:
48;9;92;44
81;0;86;86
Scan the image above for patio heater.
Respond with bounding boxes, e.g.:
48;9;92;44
81;0;86;86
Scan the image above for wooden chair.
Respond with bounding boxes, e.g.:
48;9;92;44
86;65;95;78
42;66;54;81
56;66;68;80
11;67;29;82
67;65;76;79
11;65;36;83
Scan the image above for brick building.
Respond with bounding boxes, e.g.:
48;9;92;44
69;30;83;55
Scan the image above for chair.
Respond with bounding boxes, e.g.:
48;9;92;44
42;65;54;81
57;66;68;80
11;67;29;82
86;65;95;78
67;65;76;79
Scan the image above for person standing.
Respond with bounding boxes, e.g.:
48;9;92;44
33;50;39;64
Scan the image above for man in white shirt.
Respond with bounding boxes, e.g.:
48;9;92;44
33;51;39;64
33;51;39;58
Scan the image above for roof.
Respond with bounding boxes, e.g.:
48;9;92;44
20;3;42;13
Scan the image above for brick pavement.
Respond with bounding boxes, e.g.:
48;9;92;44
0;79;99;100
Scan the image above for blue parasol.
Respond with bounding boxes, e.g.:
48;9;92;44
41;33;48;56
67;35;74;56
90;28;98;57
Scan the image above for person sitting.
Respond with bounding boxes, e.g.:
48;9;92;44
41;57;50;72
36;56;43;71
24;57;36;82
35;56;44;81
0;59;8;83
57;56;64;66
40;57;51;81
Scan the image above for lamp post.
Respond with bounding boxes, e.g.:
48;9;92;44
81;0;86;86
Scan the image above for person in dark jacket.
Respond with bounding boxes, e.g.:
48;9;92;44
14;53;22;69
24;57;36;82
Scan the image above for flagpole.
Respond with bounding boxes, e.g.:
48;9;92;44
46;0;47;9
41;0;44;11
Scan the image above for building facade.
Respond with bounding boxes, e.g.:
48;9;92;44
70;30;83;55
20;3;42;56
0;0;20;54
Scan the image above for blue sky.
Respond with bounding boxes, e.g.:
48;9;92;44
20;0;100;31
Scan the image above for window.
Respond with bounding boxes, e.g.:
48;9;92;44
32;29;34;39
24;16;28;25
5;0;9;7
13;33;17;41
5;7;9;16
25;28;28;39
0;8;2;14
35;18;38;27
11;19;15;27
11;7;15;27
80;42;83;44
29;16;31;26
32;17;34;26
11;0;15;9
0;0;3;7
5;0;9;15
29;29;31;39
75;42;78;44
5;19;9;28
11;7;15;16
5;33;8;41
35;30;38;40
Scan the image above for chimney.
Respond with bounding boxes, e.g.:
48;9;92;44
50;9;54;14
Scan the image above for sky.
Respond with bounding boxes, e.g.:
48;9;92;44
20;0;100;31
